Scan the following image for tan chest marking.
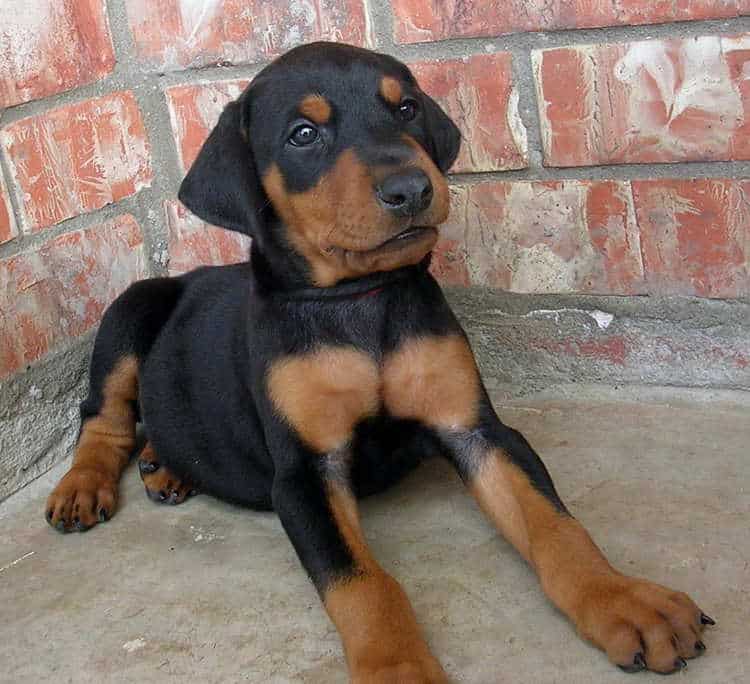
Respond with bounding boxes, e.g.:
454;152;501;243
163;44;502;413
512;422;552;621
383;334;480;430
267;347;380;453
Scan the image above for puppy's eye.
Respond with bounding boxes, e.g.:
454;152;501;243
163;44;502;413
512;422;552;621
397;99;419;122
289;124;319;146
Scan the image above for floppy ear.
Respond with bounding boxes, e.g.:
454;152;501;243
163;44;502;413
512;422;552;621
178;99;266;239
420;92;461;173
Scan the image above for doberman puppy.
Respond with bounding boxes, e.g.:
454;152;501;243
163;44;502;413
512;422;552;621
45;42;713;682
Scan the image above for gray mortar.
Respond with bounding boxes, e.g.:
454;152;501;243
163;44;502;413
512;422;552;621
1;4;749;499
0;337;92;502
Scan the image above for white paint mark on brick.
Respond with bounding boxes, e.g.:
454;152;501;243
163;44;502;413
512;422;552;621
506;85;529;160
614;36;743;156
179;0;221;46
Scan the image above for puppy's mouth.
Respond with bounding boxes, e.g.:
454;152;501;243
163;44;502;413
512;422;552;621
368;226;437;253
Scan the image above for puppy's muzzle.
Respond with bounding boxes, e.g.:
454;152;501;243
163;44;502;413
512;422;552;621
376;168;433;217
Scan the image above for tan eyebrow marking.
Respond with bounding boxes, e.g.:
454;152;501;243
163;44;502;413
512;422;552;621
379;76;402;105
299;94;332;124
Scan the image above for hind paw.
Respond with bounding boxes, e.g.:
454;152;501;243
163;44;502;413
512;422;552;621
138;443;197;505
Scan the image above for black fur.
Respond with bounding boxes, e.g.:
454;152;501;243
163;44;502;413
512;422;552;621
79;42;565;596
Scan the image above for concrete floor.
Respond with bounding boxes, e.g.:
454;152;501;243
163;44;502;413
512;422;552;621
1;385;747;683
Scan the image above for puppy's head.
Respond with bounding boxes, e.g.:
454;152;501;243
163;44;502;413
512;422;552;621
179;42;460;287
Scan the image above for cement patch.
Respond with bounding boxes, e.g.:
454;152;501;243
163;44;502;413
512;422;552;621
1;386;747;683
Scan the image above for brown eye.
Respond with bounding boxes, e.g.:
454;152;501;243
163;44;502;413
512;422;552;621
289;124;319;146
398;99;419;122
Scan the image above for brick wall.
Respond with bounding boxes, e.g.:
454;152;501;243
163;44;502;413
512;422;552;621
0;1;748;498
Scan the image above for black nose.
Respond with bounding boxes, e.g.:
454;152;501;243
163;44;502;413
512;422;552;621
376;169;433;217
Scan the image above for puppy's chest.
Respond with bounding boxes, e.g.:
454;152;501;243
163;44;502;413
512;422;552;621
267;335;481;453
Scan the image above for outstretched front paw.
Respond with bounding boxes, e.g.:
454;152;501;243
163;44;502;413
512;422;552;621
575;574;714;674
45;467;118;533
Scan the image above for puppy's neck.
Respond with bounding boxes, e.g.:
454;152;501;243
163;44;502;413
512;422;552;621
250;239;432;301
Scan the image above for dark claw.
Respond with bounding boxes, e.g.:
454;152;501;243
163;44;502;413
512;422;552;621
146;488;166;503
55;520;67;533
98;509;108;522
75;519;90;532
46;510;53;522
167;491;179;505
695;640;706;652
700;613;716;626
618;653;646;673
138;459;159;474
675;657;688;671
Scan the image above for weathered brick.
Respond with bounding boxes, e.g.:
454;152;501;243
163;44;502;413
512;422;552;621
0;0;115;108
0;215;147;379
166;80;250;173
633;179;749;298
0;175;17;245
125;0;372;71
534;35;750;166
392;0;744;43
1;92;153;232
439;180;645;295
410;54;527;173
166;201;250;276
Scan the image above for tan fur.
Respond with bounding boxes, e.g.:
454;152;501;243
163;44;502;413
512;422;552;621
299;94;332;124
46;355;139;528
261;137;449;286
267;347;380;453
403;135;451;222
383;334;480;429
379;76;402;105
324;482;448;683
469;449;706;672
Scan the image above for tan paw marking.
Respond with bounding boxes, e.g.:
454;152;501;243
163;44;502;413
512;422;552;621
45;467;118;533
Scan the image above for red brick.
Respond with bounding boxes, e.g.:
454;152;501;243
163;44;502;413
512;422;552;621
410;54;527;173
0;0;115;108
392;0;743;43
125;0;372;71
166;201;250;276
534;35;750;166
1;92;153;233
632;179;749;298
438;181;645;295
166;80;250;173
0;215;146;379
0;175;17;245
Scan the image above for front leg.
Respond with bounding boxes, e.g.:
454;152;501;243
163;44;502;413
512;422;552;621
447;409;712;674
271;452;447;684
382;333;712;675
266;346;447;683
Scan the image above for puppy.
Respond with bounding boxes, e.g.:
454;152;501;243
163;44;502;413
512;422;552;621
46;42;712;682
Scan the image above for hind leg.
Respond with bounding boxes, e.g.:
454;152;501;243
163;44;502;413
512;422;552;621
46;355;138;532
45;277;183;533
138;442;198;505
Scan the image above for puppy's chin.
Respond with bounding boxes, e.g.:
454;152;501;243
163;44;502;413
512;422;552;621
337;226;438;276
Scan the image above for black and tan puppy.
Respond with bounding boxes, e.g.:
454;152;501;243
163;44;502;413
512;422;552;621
45;42;712;682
